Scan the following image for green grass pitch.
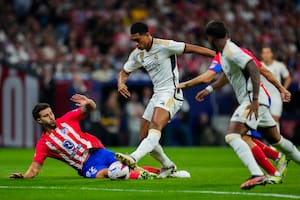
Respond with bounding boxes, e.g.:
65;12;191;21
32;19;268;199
1;147;300;200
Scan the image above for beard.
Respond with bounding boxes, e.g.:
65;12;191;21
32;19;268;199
44;122;56;129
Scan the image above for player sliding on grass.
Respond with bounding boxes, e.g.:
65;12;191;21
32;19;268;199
177;20;300;190
9;94;187;180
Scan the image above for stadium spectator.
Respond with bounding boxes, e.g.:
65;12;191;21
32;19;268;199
162;100;193;146
124;91;144;146
260;47;292;126
39;64;56;109
98;90;122;146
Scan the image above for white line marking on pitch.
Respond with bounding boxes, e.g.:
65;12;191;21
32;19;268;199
1;186;300;199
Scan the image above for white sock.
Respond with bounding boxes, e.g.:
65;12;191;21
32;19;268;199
273;136;300;164
131;129;161;162
226;133;264;176
274;171;281;177
150;144;174;168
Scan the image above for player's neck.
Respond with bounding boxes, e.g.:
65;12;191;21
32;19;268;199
43;126;55;134
264;60;273;66
216;38;227;52
146;36;153;52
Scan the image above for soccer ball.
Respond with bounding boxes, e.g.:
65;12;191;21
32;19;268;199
108;161;130;180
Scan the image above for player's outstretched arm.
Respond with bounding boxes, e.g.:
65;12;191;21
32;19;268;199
259;66;291;102
118;69;131;98
70;94;96;114
195;72;228;102
9;162;42;179
184;44;216;57
177;70;216;89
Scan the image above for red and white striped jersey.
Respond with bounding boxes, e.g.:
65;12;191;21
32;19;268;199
33;108;104;171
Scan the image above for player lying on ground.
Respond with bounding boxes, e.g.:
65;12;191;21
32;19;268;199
177;20;300;190
9;94;189;180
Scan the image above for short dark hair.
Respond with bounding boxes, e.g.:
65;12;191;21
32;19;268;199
205;20;228;39
130;22;149;35
32;103;50;120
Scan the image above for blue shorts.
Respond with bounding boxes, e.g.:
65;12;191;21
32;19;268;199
82;148;117;178
248;130;262;139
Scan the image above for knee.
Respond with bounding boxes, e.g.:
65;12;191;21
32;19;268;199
225;133;241;144
149;121;163;131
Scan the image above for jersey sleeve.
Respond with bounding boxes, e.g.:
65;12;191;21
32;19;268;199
165;40;185;55
224;42;252;69
279;63;290;78
123;50;142;73
33;140;49;165
241;48;262;68
208;54;222;74
60;108;85;121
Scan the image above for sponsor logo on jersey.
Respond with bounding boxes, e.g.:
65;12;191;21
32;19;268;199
63;140;74;150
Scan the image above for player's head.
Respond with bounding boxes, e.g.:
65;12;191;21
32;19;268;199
32;103;56;130
261;46;274;63
130;22;152;50
205;20;228;52
205;20;228;39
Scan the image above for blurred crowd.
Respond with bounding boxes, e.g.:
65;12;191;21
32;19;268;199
1;0;300;82
1;0;300;146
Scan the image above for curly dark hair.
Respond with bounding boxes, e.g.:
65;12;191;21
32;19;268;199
205;20;228;39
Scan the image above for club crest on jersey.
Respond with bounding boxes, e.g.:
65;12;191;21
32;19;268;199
63;140;74;150
61;127;67;134
140;52;144;62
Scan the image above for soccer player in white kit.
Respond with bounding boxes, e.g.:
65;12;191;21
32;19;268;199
116;22;215;177
196;20;300;190
261;47;292;125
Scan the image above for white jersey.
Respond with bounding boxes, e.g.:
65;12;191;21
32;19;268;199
124;38;185;100
220;40;270;106
261;60;289;96
260;61;289;116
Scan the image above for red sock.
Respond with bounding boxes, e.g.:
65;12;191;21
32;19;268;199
142;166;161;174
253;138;280;161
251;145;277;175
129;171;140;179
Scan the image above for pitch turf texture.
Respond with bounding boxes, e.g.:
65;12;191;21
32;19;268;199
1;147;300;200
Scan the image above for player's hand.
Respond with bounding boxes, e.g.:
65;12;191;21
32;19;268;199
70;94;89;107
118;83;131;98
9;173;23;179
246;100;259;120
195;89;209;102
176;82;188;89
280;89;291;102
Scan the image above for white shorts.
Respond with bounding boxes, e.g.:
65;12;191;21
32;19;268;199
143;92;183;122
230;102;276;130
270;95;283;117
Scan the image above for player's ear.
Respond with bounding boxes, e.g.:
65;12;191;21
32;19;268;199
36;118;42;123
